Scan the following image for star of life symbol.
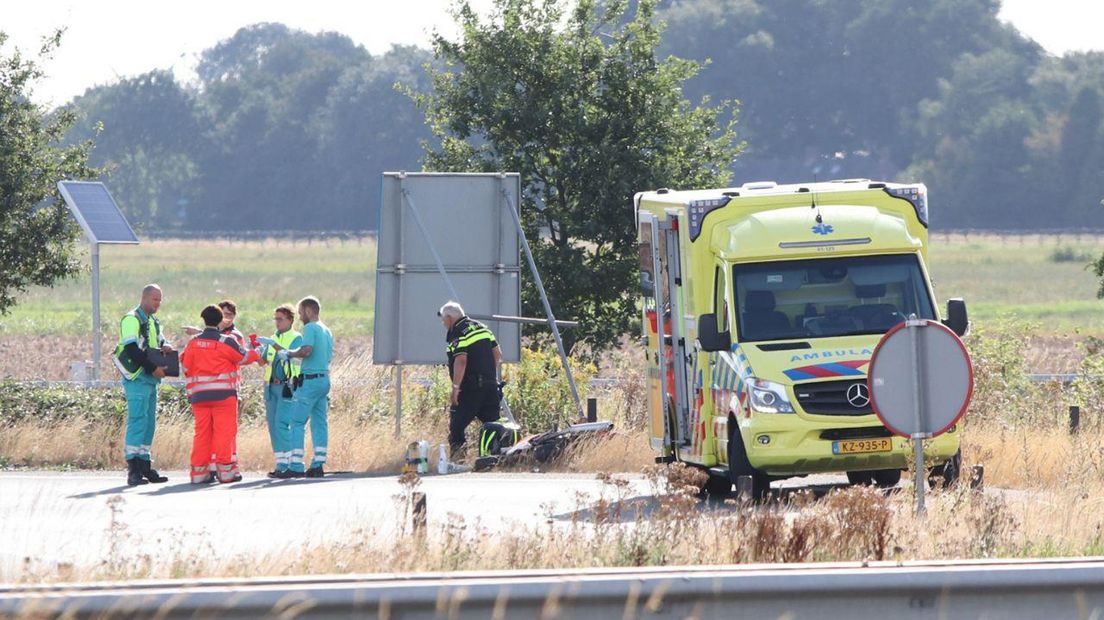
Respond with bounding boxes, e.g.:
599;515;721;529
811;223;835;235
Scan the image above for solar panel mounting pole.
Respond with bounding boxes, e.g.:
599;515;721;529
91;242;102;381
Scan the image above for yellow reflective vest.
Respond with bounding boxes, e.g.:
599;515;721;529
262;329;302;383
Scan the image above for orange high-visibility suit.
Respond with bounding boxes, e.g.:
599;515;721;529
181;328;259;483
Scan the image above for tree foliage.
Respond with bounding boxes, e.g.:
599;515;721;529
49;1;1104;237
0;31;97;315
412;0;742;351
66;69;203;230
64;25;434;232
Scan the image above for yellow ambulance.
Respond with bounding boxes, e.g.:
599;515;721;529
635;179;967;498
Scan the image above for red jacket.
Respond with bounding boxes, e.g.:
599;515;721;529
181;328;260;403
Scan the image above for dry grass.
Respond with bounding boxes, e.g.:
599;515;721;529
0;345;640;473
0;355;444;473
12;462;1104;587
964;422;1104;490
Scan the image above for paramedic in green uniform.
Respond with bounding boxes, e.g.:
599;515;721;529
256;303;302;477
115;284;173;486
271;295;333;478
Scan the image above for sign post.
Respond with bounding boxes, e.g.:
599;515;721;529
868;317;973;516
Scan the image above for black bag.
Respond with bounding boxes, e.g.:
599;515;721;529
146;349;180;377
479;421;521;457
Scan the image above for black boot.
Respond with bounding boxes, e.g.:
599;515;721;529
126;458;149;487
142;459;168;484
305;464;325;478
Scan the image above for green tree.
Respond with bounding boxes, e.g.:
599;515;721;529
412;0;741;352
194;23;371;230
66;70;205;230
314;45;435;228
0;31;97;314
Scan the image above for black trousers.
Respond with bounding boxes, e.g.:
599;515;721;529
448;385;500;455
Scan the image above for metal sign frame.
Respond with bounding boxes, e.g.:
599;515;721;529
374;172;522;365
373;172;584;435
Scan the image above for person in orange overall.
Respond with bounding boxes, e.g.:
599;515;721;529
180;305;260;484
185;299;249;475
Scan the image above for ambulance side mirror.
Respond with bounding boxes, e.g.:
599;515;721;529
697;313;730;352
944;298;969;337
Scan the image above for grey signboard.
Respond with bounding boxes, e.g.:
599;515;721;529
373;173;522;365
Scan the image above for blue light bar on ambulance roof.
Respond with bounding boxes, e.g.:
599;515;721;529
883;186;929;227
687;196;732;241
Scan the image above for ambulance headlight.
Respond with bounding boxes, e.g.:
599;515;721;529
748;378;795;414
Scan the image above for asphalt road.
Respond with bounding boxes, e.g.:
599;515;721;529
0;470;660;576
2;468;921;579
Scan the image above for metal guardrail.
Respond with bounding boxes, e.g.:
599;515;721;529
3;558;1104;619
142;230;376;242
932;228;1104;236
1028;374;1104;384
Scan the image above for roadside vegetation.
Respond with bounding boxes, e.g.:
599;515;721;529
4;236;1104;583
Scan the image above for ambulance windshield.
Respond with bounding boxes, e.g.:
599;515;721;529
732;254;936;342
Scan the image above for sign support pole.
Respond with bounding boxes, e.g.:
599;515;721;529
394;365;403;438
392;173;407;437
907;317;926;516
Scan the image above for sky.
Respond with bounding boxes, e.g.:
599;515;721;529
1;0;1102;108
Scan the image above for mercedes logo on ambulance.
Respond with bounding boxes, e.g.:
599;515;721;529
846;383;870;409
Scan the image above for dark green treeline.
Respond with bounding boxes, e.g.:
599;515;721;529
60;2;1104;231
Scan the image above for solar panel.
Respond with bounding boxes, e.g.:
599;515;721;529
57;181;139;244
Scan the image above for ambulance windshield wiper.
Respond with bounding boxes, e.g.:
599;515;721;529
835;328;883;337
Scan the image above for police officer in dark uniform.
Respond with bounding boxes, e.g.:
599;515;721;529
439;301;502;458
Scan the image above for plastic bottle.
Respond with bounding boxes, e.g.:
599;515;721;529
402;441;419;474
437;443;449;474
417;440;430;474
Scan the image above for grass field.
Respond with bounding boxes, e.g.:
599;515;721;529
928;232;1104;333
0;238;377;339
1;233;1103;340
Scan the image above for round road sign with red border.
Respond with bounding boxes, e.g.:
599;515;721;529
867;319;973;438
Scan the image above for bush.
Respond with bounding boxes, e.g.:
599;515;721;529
504;348;596;431
0;380;265;429
1049;246;1093;263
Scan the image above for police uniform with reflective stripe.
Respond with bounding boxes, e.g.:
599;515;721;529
115;307;165;463
446;317;500;454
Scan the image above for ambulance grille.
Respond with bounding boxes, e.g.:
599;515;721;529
794;379;873;415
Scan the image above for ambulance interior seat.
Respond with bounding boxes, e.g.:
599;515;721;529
848;284;901;330
742;290;791;337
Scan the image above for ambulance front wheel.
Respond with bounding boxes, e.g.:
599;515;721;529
727;418;769;500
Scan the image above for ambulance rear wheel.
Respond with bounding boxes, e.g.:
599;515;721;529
727;419;769;501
